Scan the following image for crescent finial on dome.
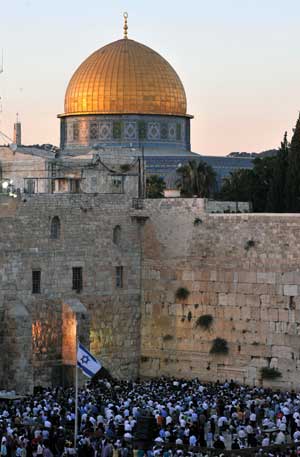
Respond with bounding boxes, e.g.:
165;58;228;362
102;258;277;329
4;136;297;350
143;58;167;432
123;12;128;39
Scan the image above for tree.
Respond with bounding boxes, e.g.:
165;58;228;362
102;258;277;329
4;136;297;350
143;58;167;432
146;175;166;198
286;114;300;212
219;169;254;206
218;158;276;212
251;156;277;212
266;132;289;212
176;160;216;198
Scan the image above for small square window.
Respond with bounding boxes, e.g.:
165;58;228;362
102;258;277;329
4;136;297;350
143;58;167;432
32;270;41;294
116;266;123;288
72;267;83;292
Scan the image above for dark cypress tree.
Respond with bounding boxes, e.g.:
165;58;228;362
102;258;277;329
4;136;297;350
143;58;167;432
285;114;300;212
251;156;276;212
266;132;289;212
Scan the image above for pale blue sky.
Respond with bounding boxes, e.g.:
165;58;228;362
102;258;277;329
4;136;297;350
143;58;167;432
1;0;300;155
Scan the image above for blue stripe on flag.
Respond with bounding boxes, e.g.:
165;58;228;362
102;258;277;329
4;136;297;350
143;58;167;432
77;361;95;378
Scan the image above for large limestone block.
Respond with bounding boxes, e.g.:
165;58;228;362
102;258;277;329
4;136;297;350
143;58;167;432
281;272;300;285
249;357;267;368
217;271;234;282
257;272;276;284
237;283;255;294
283;285;298;296
277;358;296;372
238;271;257;284
224;306;240;320
240;306;251;320
213;282;231;293
182;270;194;281
278;309;289;322
252;283;270;295
246;295;260;307
271;345;292;359
218;293;228;306
243;343;270;358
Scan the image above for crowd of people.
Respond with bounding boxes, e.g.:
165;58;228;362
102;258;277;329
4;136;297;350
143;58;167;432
0;377;300;456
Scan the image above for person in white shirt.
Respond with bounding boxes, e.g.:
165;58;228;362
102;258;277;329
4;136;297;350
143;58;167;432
249;412;256;424
189;434;197;447
275;431;286;444
262;435;270;446
294;430;300;441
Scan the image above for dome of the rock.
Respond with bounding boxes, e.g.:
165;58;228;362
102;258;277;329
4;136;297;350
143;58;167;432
63;38;187;117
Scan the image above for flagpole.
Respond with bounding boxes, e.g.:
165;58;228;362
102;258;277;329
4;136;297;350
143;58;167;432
74;318;79;450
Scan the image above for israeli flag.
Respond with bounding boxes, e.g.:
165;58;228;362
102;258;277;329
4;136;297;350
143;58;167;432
77;342;102;378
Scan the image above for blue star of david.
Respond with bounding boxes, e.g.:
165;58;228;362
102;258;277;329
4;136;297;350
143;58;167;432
81;355;90;364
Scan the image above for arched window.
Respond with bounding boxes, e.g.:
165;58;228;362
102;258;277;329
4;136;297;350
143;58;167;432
50;216;61;240
113;225;121;246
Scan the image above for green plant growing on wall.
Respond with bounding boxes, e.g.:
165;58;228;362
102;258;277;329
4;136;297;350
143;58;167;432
196;314;213;330
120;164;131;173
141;356;149;363
162;334;174;342
210;338;229;355
175;287;190;302
260;367;282;380
194;217;202;226
245;239;255;251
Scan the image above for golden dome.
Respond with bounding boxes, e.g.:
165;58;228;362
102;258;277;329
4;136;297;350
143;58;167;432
62;38;187;117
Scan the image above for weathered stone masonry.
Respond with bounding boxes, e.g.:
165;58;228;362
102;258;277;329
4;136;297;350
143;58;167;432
0;194;142;393
1;196;300;392
140;200;300;390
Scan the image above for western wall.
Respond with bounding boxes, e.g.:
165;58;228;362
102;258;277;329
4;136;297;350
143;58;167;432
140;199;300;390
1;194;300;392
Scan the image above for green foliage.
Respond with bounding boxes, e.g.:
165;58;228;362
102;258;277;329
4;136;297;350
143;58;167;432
286;117;300;211
218;115;300;213
245;239;255;251
219;158;276;212
260;367;282;380
177;160;216;198
266;132;288;212
146;175;166;198
162;334;174;342
120;164;131;173
175;287;190;301
141;356;149;363
218;169;255;204
210;338;229;355
196;314;213;330
194;217;202;226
